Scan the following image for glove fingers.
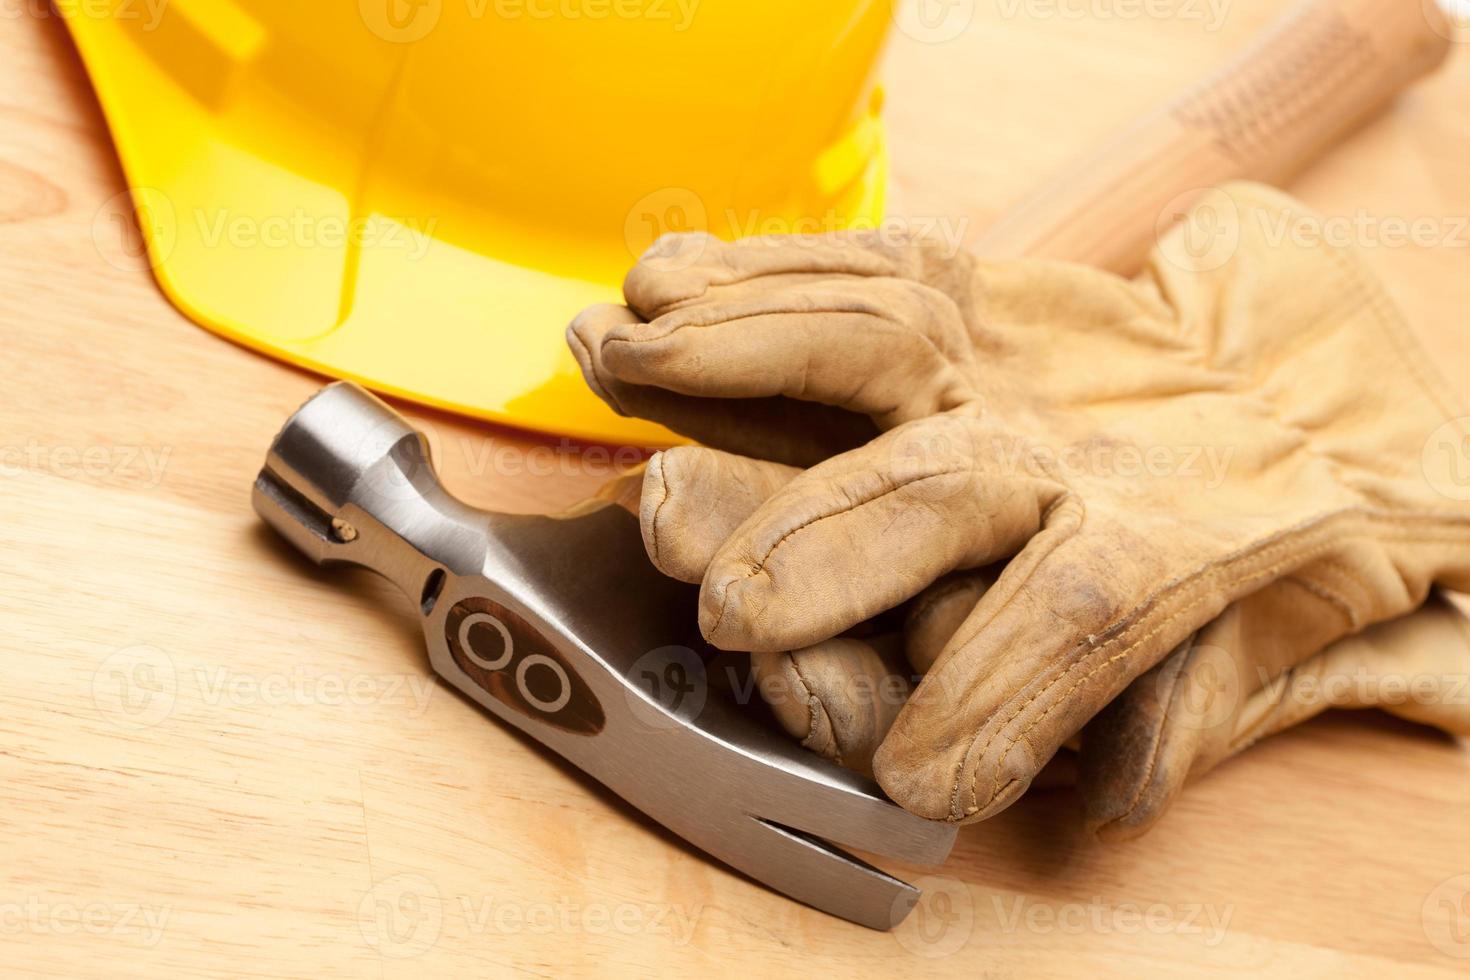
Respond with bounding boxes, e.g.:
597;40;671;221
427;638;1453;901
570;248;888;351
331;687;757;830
880;509;1346;823
639;448;799;583
698;414;1071;653
874;509;1223;824
597;279;981;429
1084;605;1469;842
1077;635;1214;842
1076;575;1359;840
905;570;997;674
751;634;912;778
1234;592;1470;742
1077;586;1307;842
622;230;976;321
568;303;875;466
1079;591;1470;842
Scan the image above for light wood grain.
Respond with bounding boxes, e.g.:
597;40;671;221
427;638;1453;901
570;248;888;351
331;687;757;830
970;0;1452;271
2;4;1469;977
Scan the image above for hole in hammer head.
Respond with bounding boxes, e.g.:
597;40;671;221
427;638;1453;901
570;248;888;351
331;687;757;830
420;568;446;615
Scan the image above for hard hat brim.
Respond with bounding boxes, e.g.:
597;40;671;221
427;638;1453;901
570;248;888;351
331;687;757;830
63;5;887;446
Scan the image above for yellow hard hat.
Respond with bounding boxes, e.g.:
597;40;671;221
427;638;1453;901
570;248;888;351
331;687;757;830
62;0;892;444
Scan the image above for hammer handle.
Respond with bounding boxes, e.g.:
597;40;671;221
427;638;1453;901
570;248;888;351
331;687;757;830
970;0;1453;274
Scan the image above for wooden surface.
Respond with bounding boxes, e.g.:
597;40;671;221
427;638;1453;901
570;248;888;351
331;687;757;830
4;4;1470;977
969;0;1457;272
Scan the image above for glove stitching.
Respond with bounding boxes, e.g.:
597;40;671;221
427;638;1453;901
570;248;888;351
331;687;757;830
940;499;1084;821
962;513;1470;820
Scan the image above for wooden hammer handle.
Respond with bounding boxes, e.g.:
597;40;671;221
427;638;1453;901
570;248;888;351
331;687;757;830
970;0;1453;274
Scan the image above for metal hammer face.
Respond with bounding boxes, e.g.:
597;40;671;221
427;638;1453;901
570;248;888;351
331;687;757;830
252;382;955;930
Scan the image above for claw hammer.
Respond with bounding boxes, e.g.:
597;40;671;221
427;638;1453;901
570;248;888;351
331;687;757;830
254;382;956;929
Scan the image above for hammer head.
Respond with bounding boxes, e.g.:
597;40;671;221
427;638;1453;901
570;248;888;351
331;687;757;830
253;382;956;929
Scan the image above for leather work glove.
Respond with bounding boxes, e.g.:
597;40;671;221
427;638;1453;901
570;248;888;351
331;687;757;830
591;458;915;777
568;182;1470;826
613;448;1470;835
